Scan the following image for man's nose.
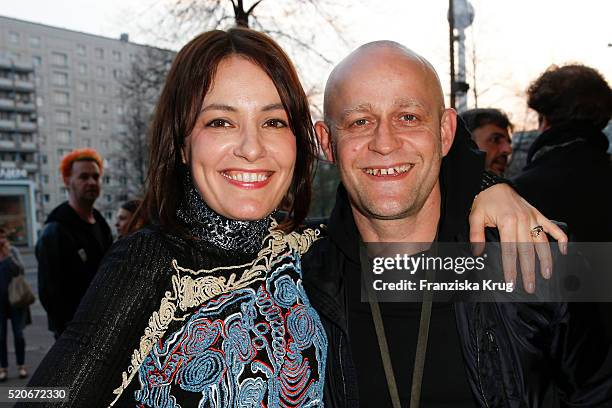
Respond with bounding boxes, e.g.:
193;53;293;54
500;139;513;155
368;120;401;155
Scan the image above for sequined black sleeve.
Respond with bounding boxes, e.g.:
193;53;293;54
22;228;183;408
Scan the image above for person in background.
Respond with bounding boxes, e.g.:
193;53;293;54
115;199;142;239
461;108;513;175
513;64;612;242
513;64;612;344
0;227;28;380
35;148;113;339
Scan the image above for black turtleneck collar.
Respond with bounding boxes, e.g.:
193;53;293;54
176;170;272;254
326;117;484;263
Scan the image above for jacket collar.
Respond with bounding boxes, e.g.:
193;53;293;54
527;121;609;164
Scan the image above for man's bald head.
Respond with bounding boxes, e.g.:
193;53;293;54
323;41;445;127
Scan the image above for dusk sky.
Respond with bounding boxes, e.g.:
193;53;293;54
1;0;610;129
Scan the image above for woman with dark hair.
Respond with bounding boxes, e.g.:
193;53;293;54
25;28;565;408
27;28;326;408
115;199;143;238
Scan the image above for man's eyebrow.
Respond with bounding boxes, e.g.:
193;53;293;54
341;103;373;118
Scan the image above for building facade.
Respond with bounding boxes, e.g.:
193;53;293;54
0;15;172;242
0;52;39;246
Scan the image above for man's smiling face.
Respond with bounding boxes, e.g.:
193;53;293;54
320;46;455;220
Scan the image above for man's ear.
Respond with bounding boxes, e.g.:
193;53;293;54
440;108;457;157
314;121;335;163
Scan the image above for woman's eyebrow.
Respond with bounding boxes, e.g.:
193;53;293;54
261;103;285;112
200;103;236;113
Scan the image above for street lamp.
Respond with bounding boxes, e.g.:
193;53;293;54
448;0;475;112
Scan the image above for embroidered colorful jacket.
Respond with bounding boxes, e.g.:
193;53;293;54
24;223;327;408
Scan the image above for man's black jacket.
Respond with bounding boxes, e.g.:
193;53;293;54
36;202;112;333
302;124;612;407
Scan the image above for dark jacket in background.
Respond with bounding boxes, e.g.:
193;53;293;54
513;121;612;348
35;202;112;334
513;122;612;242
303;122;612;407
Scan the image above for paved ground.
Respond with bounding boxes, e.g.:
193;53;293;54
1;249;55;407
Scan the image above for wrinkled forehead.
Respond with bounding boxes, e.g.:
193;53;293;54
326;50;443;121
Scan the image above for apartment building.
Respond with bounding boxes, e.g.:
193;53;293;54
0;57;38;245
0;15;173;243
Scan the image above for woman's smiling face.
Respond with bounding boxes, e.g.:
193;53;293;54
183;56;297;221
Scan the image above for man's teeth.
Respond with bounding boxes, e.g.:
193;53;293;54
224;172;269;182
364;164;413;176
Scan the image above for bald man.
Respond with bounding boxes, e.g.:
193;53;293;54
303;42;612;407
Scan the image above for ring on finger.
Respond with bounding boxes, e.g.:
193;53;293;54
530;225;544;239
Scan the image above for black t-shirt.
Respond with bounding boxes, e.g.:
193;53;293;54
347;273;477;407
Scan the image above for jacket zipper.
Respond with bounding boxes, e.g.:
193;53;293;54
339;332;348;407
476;331;491;408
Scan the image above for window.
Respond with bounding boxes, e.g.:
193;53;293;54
95;48;104;59
119;176;127;186
56;129;72;144
41;174;49;183
116;105;124;115
53;91;69;105
78;63;87;75
101;140;109;151
80;118;90;130
55;111;70;125
82;138;91;146
99;103;108;115
96;66;105;77
36;96;43;107
112;69;122;79
41;154;48;164
52;72;68;87
8;32;20;44
96;84;106;94
105;194;111;203
98;122;107;132
0;133;14;142
112;50;121;62
103;175;110;184
29;36;41;47
43;194;50;203
77;81;88;92
21;134;33;143
32;55;42;67
80;101;90;112
52;52;68;67
76;44;86;56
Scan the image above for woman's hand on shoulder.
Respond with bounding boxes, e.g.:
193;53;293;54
469;183;568;293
